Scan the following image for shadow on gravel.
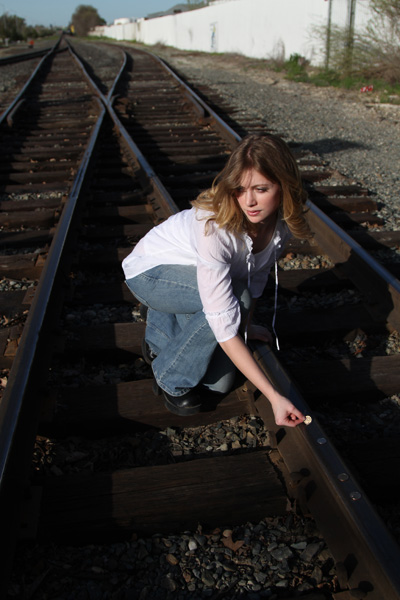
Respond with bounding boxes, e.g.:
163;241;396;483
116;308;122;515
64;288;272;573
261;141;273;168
300;137;370;156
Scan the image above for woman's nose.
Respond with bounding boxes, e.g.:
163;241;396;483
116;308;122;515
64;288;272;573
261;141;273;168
245;189;256;205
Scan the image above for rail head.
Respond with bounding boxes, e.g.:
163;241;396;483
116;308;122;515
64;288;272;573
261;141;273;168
0;48;49;65
65;38;127;105
306;199;400;330
0;42;134;594
0;97;107;483
252;340;400;600
0;34;64;127
134;46;241;150
66;40;180;220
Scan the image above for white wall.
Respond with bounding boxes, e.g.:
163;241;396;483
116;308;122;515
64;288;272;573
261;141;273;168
101;21;136;41
91;0;375;65
137;0;325;61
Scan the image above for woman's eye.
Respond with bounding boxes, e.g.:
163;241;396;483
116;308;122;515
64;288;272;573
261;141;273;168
256;187;268;193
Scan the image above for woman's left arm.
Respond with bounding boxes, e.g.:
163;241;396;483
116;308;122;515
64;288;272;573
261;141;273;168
219;334;305;428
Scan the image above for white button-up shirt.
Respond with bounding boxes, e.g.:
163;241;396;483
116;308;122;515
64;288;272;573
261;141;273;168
122;208;290;342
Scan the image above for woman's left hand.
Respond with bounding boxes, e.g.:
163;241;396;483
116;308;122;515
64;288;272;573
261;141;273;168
247;323;273;344
269;392;305;428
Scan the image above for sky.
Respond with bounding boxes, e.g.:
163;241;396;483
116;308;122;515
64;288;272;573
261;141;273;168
1;0;180;28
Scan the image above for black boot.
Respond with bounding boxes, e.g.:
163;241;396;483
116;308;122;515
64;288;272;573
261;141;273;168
162;389;202;416
152;378;202;416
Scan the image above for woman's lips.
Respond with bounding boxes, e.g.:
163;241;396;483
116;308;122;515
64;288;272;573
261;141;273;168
247;210;260;216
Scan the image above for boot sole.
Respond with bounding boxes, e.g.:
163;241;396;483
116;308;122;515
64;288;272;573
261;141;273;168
163;394;202;416
153;377;201;416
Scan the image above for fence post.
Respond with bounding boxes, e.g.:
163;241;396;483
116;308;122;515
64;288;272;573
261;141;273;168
345;0;357;74
325;0;333;69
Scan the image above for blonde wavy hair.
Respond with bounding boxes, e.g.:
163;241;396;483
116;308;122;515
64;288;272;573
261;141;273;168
192;133;311;239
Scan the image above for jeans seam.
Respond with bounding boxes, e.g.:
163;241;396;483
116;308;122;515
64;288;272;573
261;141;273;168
146;322;171;343
140;272;198;291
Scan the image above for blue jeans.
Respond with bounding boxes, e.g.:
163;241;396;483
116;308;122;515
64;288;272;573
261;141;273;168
126;265;251;397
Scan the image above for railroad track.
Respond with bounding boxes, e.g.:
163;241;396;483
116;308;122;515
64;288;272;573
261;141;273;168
0;45;53;66
1;39;400;599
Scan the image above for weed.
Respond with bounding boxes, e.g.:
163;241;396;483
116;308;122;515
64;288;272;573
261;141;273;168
284;54;309;82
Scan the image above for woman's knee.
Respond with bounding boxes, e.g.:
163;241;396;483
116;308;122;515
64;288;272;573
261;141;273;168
202;370;236;395
125;277;149;307
201;345;237;395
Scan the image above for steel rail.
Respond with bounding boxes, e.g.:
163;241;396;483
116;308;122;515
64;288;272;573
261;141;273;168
66;40;179;220
139;47;242;149
0;36;63;126
0;38;129;498
0;46;52;65
130;47;400;598
0;45;127;595
0;97;106;480
103;103;180;219
66;38;127;105
252;342;400;600
306;200;400;330
0;97;106;477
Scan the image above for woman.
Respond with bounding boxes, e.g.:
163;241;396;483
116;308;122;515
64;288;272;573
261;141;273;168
122;133;311;426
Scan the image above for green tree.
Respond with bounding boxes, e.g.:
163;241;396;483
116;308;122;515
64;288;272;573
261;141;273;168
313;0;400;85
70;5;105;37
0;12;57;41
369;0;400;20
185;1;208;8
0;14;26;42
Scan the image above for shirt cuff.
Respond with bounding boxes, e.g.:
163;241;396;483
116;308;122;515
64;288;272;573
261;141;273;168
204;304;241;343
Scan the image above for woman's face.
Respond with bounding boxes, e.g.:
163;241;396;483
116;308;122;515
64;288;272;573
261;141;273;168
235;169;281;226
